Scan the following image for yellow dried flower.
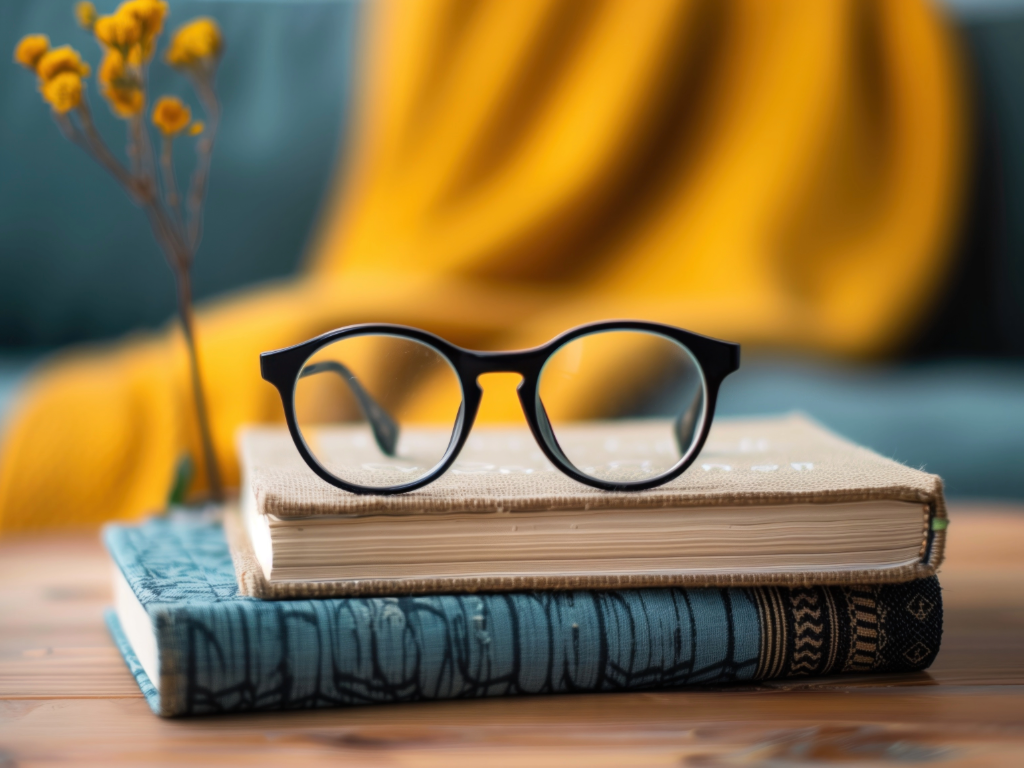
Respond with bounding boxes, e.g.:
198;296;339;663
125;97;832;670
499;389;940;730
120;0;168;59
41;72;84;113
96;13;138;53
98;49;144;117
76;2;98;31
96;1;168;60
36;46;91;82
166;18;222;68
151;95;191;135
20;41;89;114
107;87;144;118
188;121;204;136
14;35;50;72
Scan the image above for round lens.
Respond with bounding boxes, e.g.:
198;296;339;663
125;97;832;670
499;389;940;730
537;329;706;485
293;334;463;489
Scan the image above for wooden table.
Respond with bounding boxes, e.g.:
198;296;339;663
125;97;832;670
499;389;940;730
2;505;1023;766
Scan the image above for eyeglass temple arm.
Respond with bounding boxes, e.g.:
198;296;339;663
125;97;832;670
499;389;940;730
298;361;400;456
673;389;703;456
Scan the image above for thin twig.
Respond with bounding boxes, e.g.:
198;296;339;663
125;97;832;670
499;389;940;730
186;70;220;253
78;100;188;263
144;186;189;270
66;102;180;270
128;116;143;178
132;62;189;266
159;134;185;232
143;206;186;270
135;59;159;184
127;119;185;266
131;96;190;262
73;98;140;198
172;268;224;502
53;112;90;152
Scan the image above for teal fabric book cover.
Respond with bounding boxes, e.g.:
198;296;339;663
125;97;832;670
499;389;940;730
105;517;943;717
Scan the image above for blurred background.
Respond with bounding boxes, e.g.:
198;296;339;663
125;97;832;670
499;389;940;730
1;0;1023;532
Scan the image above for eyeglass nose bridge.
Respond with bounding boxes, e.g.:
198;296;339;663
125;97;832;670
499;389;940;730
458;349;548;382
453;349;567;465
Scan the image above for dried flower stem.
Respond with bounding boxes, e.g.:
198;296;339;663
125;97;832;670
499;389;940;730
21;6;227;506
159;135;184;231
171;267;222;501
127;117;142;177
56;88;225;504
70;98;140;198
186;72;218;251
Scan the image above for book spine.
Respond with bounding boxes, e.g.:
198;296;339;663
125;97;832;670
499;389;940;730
151;578;941;716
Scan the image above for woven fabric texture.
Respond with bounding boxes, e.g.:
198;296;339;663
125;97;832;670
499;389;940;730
243;414;945;513
239;414;947;588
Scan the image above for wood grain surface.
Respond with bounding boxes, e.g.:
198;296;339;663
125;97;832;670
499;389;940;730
1;505;1023;766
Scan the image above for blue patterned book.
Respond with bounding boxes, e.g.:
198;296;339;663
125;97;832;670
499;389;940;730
105;516;943;717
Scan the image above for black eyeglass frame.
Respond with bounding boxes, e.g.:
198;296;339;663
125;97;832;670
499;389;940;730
260;320;740;495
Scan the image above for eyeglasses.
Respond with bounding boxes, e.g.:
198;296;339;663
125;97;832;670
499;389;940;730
260;321;740;494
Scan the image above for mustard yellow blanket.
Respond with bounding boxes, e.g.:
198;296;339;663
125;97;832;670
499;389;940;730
0;0;966;531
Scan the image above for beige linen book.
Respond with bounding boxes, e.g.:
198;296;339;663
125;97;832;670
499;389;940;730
228;414;947;599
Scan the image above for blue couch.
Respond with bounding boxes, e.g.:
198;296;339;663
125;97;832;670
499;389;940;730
2;0;1023;500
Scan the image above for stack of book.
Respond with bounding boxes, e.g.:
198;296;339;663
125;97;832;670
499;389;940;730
106;414;946;717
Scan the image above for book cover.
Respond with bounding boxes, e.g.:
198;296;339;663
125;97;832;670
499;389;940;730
106;516;943;717
236;414;946;598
